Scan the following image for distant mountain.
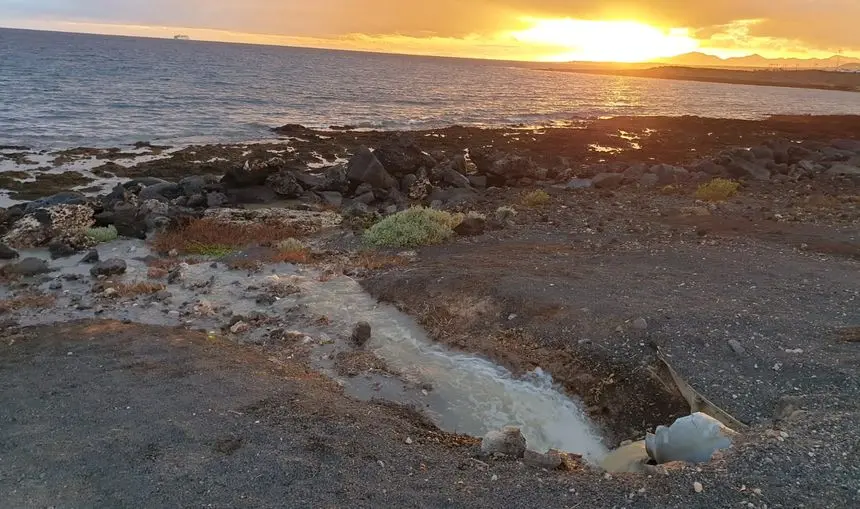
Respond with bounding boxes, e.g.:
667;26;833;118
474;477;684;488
653;52;860;69
839;63;860;71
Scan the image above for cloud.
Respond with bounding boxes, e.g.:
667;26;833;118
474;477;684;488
2;0;860;56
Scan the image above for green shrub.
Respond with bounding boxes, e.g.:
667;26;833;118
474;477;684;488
495;206;517;222
85;225;118;243
363;207;463;248
521;189;550;207
184;242;234;257
695;178;740;202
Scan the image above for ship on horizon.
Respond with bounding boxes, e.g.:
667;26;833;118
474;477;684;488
173;34;190;41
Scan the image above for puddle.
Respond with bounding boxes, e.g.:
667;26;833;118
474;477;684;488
1;240;608;461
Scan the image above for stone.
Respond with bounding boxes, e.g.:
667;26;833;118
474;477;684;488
48;281;63;290
2;204;94;249
638;173;659;188
523;449;563;470
266;171;304;198
354;183;373;196
221;159;281;188
727;339;746;355
351;321;372;347
22;192;87;213
831;138;860;152
90;258;127;277
428;188;477;208
354;191;376;205
178;175;218;196
342;202;371;218
454;216;487;236
0;242;19;260
347;147;397;190
480;426;526;458
206;192;229;208
693;482;704;493
372;135;435;177
826;163;860;176
468;175;487;188
726;159;771;181
230;321;250;334
321;164;349;193
154;290;172;301
225;186;279;204
292;171;324;190
592;172;624;189
566;178;593;189
139;182;181;202
6;257;52;276
750;145;775;161
319;191;343;208
693;161;726;176
407;171;432;201
140;199;169;217
651;164;689;185
435;164;472;188
48;240;77;259
632;317;648;330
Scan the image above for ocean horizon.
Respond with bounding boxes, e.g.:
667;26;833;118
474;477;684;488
3;27;860;150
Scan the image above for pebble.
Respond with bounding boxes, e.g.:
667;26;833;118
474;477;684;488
491;474;498;481
230;321;250;334
48;281;63;290
632;317;648;330
405;437;413;445
728;339;746;355
693;482;704;493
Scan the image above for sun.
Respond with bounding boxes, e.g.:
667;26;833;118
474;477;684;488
511;18;699;62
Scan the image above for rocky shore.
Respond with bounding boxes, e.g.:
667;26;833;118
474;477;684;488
1;115;858;508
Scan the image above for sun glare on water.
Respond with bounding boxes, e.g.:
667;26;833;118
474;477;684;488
512;18;699;62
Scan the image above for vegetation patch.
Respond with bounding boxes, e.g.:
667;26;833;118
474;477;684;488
521;189;550;207
495;206;517;223
109;281;166;298
152;217;300;256
0;292;56;313
695;178;740;202
86;225;119;243
363;207;463;248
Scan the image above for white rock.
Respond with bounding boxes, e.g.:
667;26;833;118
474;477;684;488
693;481;704;493
632;318;648;330
230;321;250;334
480;426;527;458
405;437;413;445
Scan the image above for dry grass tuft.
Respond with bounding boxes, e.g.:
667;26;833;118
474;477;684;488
521;189;550;207
152;217;301;256
147;267;169;279
0;292;56;313
352;252;409;270
110;281;166;298
695;178;740;202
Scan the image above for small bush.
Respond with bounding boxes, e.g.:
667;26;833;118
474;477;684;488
85;225;118;243
495;206;517;222
521;190;550;207
695;179;740;202
363;207;463;248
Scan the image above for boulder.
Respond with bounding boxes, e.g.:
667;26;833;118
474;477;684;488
0;242;19;260
319;191;343;208
225;186;279;204
638;173;659;188
480;426;526;458
179;175;219;196
293;172;325;190
787;145;817;164
95;208;147;239
372;136;435;177
566;178;593;190
354;191;376;205
266;171;304;198
750;145;774;161
830;139;860;152
206;192;229;208
826;163;860;176
347;147;397;190
434;164;472;188
48;240;78;259
693;161;726;176
80;249;99;264
406;171;432;201
428;188;477;208
468;175;487;188
6;257;52;276
23;192;87;214
321;164;349;193
622;163;647;182
454;216;486;236
90;258;127;277
351;321;372;347
2;204;95;249
139;182;181;202
592;172;624;189
222;159;284;188
523;450;563;470
726;159;771;181
819;147;853;162
651;164;689;185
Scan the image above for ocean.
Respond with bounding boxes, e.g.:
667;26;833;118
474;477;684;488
2;27;860;150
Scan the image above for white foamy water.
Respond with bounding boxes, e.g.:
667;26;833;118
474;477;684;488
296;276;609;461
3;28;860;150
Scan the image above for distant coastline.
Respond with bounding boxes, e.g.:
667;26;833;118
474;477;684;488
542;66;860;93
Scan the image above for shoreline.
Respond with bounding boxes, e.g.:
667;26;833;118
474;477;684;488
543;67;860;93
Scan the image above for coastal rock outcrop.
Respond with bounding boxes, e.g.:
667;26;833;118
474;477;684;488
346;147;397;190
2;204;95;249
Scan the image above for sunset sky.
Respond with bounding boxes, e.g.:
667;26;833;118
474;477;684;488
2;0;859;62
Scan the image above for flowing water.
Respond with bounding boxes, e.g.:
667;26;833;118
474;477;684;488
2;239;608;461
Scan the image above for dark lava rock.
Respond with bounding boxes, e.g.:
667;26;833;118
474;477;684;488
95;209;147;239
726;159;771;181
622;163;647;183
293;172;324;190
48;240;78;260
354;183;373;196
434;164;472;188
454;216;487;237
693;160;726;175
23;192;87;214
139;182;181;202
750;145;775;161
351;321;372;347
354;191;375;205
468;175;487;188
48;280;63;290
0;242;19;260
592;172;624;189
80;249;99;264
7;257;52;276
178;175;218;196
225;186;278;204
428;188;477;208
638;173;659;188
347;147;397;190
321;164;349;193
90;258;127;277
222;160;280;188
206;192;228;208
651;164;689;185
372;135;435;177
342;202;371;218
319;191;343;208
266;170;304;198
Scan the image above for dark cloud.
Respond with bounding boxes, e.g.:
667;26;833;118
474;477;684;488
4;0;860;51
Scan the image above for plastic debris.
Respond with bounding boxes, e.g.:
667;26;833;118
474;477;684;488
645;412;737;464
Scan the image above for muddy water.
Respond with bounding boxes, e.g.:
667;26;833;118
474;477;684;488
295;276;608;460
1;240;608;461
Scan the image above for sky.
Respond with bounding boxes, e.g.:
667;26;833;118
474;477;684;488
2;0;860;62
